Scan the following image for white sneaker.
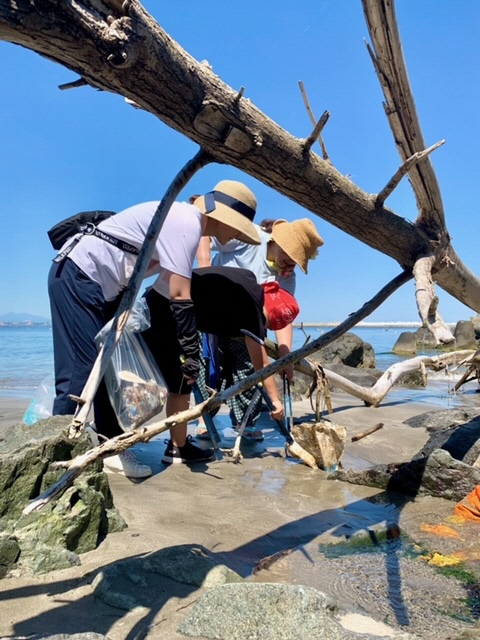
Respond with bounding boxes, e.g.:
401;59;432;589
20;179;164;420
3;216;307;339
104;450;152;479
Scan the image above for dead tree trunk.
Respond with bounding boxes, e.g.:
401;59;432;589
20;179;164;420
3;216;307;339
1;0;479;332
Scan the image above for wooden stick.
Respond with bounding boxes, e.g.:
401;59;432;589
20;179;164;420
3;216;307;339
58;78;88;90
351;423;384;442
298;80;330;160
303;110;330;154
375;141;445;207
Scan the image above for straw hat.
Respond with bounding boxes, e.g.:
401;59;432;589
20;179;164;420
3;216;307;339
270;218;324;273
194;180;261;245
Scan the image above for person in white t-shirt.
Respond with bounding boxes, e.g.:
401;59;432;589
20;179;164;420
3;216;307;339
196;217;324;439
48;180;261;477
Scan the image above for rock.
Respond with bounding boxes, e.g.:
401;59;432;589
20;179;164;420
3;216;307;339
414;327;437;349
331;449;480;501
142;544;243;587
0;534;20;578
291;420;346;471
180;582;420;639
393;331;417;355
310;332;376;369
92;545;243;611
404;407;480;465
471;314;480;339
0;416;126;577
453;320;478;350
324;362;382;387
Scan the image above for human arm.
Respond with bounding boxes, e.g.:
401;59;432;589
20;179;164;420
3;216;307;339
196;236;212;267
275;322;295;383
168;273;201;383
245;336;284;421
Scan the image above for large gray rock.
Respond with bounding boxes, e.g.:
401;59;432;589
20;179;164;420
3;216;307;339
0;416;126;576
393;331;417;355
404;407;480;466
310;332;376;369
472;314;480;339
180;583;420;639
453;320;478;350
331;448;480;501
414;327;438;350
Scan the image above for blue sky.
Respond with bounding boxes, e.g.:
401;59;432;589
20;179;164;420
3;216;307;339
1;1;479;323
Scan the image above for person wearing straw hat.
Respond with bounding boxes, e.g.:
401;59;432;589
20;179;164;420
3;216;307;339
48;180;260;477
196;217;323;440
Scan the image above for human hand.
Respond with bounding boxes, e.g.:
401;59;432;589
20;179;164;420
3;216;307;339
269;399;284;421
280;364;295;384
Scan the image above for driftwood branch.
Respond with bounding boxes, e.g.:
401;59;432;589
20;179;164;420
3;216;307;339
68;148;213;437
293;350;474;409
298;80;330;160
58;77;89;90
303;110;330;154
376;140;445;207
413;255;455;345
351;423;384;442
362;0;446;230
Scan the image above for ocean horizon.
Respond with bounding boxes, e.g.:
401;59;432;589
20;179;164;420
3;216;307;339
1;324;478;412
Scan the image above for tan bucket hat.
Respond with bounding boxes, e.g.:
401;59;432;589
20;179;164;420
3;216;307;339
271;218;324;273
194;180;261;245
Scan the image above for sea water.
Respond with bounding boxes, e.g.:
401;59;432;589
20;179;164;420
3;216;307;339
0;325;478;409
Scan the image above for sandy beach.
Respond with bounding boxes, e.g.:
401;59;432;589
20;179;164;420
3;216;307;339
1;392;479;639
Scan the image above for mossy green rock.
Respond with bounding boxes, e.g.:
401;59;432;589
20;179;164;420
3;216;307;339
0;415;126;576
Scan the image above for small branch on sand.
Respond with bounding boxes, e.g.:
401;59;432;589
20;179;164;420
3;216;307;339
351;423;384;442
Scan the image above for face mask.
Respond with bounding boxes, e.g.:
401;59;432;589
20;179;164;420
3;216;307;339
267;259;294;278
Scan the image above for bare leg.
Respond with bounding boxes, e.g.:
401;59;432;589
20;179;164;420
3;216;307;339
167;392;190;447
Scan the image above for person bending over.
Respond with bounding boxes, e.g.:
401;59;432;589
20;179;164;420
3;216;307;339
197;217;323;435
48;180;260;477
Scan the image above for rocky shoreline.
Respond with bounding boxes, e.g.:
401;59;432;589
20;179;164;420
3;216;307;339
1;392;480;639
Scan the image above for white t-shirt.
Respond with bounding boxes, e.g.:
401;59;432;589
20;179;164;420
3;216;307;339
67;201;203;301
211;226;296;295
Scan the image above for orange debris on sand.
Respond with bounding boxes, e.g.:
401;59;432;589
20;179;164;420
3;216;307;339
454;485;480;522
420;523;461;539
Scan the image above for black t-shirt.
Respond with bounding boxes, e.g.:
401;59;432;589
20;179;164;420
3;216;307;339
191;266;266;339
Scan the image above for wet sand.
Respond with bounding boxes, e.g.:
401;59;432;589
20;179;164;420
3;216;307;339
0;393;479;639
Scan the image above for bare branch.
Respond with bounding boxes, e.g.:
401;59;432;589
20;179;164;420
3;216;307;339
58;77;89;91
303;110;330;154
298;80;330;160
376;140;445;207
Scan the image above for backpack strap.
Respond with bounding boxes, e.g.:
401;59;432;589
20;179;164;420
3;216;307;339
53;222;140;263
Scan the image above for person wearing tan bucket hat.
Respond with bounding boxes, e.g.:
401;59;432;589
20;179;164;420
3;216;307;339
269;218;324;274
48;179;260;475
195;215;323;441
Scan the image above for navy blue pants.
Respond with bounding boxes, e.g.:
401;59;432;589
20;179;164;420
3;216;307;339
48;258;123;439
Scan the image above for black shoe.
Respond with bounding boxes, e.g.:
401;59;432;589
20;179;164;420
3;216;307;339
162;435;215;464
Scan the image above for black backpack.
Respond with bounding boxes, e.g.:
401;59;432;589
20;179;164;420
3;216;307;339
47;210;116;250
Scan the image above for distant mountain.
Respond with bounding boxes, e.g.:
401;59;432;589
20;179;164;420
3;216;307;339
0;312;51;324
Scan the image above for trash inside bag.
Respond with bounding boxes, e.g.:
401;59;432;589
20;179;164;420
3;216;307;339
23;373;55;426
96;299;168;431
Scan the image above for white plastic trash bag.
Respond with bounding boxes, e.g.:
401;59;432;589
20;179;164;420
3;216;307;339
95;299;168;431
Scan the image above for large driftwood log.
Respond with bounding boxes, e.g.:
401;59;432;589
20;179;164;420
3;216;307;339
1;0;480;325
